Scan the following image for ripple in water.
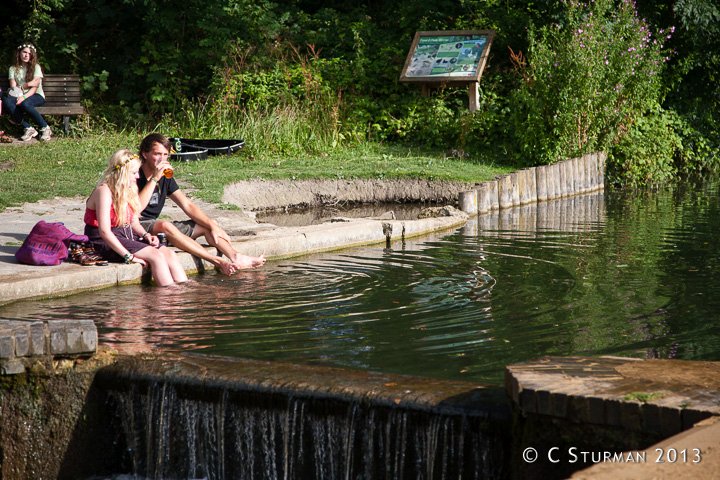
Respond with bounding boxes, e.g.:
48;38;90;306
3;181;720;384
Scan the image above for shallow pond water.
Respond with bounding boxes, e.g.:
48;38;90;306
4;179;719;385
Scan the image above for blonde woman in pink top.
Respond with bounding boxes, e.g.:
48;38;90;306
84;149;188;287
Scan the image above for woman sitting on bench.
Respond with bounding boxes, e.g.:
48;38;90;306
1;43;52;142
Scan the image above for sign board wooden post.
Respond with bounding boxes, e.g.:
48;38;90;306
400;30;495;112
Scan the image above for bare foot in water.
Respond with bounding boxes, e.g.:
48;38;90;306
234;253;266;269
217;259;237;276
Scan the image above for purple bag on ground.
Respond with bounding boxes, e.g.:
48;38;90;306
15;220;89;266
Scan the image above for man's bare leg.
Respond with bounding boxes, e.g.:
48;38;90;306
150;221;237;276
194;225;266;269
215;236;266;269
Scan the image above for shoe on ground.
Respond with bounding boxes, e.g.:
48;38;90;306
21;127;38;142
39;126;52;141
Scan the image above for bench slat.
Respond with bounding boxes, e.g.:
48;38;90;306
43;85;81;91
37;106;86;115
43;96;83;103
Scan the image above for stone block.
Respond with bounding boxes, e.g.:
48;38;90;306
658;406;682;438
536;389;552;415
604;398;623;427
58;320;97;355
82;325;98;352
536;165;548;202
681;408;712;430
0;328;15;359
29;322;46;355
458;190;478;214
14;329;29;357
641;402;663;435
477;181;499;214
47;321;68;355
66;326;83;354
0;334;14;359
619;401;643;431
587;396;605;424
567;394;588;423
546;163;560;200
519;389;537;414
0;358;25;375
497;175;514;209
519;168;537;205
550;392;569;418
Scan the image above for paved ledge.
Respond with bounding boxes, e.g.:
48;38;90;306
0;319;96;374
506;356;720;439
0;211;467;306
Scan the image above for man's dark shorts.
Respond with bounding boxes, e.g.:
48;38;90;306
140;219;196;240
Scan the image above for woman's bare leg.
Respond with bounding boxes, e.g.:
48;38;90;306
160;247;188;283
134;246;175;287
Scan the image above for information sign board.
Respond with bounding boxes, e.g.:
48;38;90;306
400;30;495;83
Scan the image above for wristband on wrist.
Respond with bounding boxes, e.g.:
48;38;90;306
123;252;134;263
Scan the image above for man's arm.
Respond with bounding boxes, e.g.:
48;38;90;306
137;160;172;210
137;177;158;210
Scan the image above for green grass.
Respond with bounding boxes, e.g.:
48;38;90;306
0;131;513;210
623;391;665;403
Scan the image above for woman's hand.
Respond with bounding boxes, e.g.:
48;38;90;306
131;256;147;266
147;235;160;247
16;95;24;105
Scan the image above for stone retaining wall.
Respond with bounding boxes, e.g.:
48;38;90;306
459;152;606;214
0;319;97;374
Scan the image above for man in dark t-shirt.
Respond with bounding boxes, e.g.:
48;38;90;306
137;133;266;275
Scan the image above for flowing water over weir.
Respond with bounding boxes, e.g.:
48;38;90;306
95;355;510;480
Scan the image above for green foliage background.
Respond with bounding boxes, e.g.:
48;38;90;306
1;0;717;186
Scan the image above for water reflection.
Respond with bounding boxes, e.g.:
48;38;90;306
2;182;720;385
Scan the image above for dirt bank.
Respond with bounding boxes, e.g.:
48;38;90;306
223;178;478;211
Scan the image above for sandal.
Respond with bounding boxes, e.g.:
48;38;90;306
69;242;109;266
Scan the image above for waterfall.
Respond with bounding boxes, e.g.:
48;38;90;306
97;356;510;479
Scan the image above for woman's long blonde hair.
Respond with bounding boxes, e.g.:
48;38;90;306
98;149;141;226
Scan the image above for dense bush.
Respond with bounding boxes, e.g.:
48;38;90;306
608;108;718;187
507;0;671;166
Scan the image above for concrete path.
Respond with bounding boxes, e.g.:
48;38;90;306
0;197;468;306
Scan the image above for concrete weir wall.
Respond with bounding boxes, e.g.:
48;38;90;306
458;153;606;215
3;353;717;480
0;353;512;479
95;355;512;479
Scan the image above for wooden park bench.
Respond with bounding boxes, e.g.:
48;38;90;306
1;74;85;134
